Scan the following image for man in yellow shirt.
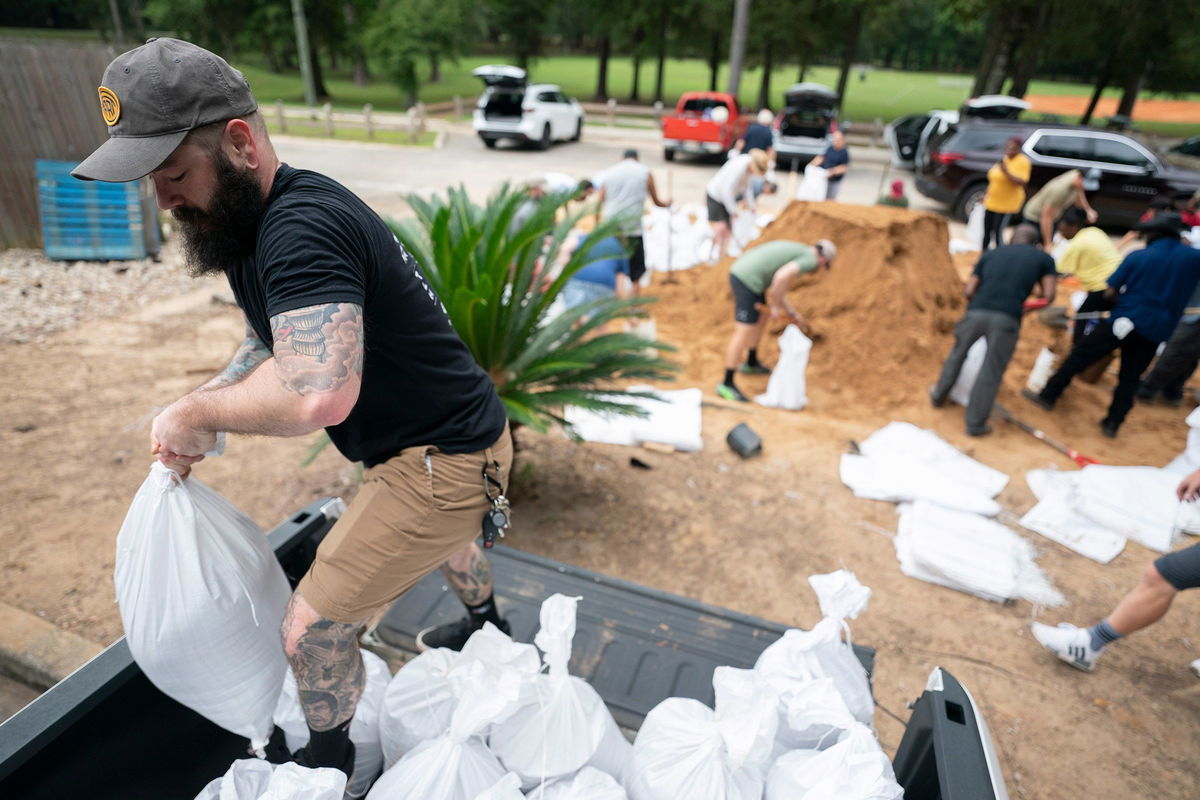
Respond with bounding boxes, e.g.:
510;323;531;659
982;137;1032;249
1056;207;1121;343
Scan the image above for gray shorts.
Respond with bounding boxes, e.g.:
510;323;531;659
1155;540;1200;590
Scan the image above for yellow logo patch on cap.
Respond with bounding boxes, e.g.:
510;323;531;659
98;86;120;126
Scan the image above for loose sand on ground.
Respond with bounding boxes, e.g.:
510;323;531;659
2;203;1199;798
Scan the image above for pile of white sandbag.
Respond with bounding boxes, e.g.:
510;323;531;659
641;205;775;271
840;422;1061;605
628;570;901;800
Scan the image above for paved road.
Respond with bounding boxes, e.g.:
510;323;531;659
274;126;962;236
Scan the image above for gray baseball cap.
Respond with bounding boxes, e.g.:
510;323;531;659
72;38;257;182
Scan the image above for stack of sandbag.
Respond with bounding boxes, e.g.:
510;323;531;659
839;422;1007;516
115;463;292;756
367;661;523;800
379;623;540;768
765;723;903;800
471;774;526;800
274;650;392;798
525;767;628;800
897;501;1063;606
490;594;632;789
626;666;778;800
194;760;346;800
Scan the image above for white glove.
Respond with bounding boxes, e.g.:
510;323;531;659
1113;317;1134;340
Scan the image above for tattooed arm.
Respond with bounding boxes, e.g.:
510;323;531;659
150;302;363;461
197;320;273;391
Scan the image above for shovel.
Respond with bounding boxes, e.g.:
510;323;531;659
993;402;1099;467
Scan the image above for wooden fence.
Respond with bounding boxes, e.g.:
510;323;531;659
0;38;119;250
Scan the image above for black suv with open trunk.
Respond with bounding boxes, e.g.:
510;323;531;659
916;121;1200;224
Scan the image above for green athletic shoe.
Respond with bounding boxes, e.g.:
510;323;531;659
716;383;749;403
738;363;771;375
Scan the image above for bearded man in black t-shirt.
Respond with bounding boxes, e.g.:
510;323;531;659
74;39;512;777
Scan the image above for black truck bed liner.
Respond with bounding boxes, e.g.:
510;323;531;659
0;497;1005;799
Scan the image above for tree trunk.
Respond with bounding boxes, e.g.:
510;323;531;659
107;0;126;45
128;0;145;40
309;41;330;101
1008;5;1051;100
631;53;642;101
430;52;441;83
654;6;669;104
726;0;752;100
757;42;773;110
797;60;807;82
1115;63;1147;119
972;11;1003;97
342;0;370;86
833;4;864;113
1080;58;1112;125
709;31;721;92
595;36;611;100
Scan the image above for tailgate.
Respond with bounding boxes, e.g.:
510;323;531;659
662;116;724;143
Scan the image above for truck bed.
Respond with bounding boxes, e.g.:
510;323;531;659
0;498;1006;799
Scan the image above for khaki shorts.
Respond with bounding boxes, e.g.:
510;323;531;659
297;423;513;622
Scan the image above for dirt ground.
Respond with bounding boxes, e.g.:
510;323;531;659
3;210;1200;799
1025;94;1200;125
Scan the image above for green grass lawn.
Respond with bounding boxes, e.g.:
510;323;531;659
5;27;1195;136
264;120;437;146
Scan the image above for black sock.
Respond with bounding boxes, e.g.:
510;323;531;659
466;592;503;629
306;719;352;768
723;369;735;385
747;348;760;367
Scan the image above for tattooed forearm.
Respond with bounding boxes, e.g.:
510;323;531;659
270;303;364;396
200;323;271;391
283;611;366;732
441;544;494;606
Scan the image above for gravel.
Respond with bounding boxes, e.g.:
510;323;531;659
0;241;215;344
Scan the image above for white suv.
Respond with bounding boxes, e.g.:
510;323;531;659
472;65;584;150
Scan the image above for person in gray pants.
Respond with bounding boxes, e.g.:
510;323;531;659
930;225;1057;435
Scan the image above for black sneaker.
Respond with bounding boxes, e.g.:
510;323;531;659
1163;394;1183;408
416;617;511;652
928;385;946;408
1021;388;1054;411
966;424;993;437
1100;419;1119;438
738;363;771;375
716;383;750;403
293;739;356;780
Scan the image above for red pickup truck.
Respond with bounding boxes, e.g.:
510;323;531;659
661;92;751;162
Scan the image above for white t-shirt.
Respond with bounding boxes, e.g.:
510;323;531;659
595;158;650;235
543;172;579;193
707;154;755;216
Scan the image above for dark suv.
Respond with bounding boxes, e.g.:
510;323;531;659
916;122;1200;225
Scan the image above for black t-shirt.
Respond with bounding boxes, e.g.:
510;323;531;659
741;123;774;153
968;243;1056;320
227;164;507;465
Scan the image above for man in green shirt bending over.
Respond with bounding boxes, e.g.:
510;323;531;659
718;238;836;402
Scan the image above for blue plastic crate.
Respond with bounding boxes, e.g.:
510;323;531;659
36;160;148;261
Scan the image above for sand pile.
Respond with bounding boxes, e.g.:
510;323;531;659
651;201;970;411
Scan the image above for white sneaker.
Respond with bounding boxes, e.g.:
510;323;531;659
1030;622;1100;672
1190;658;1200;678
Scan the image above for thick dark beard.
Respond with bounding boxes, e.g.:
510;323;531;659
173;150;269;277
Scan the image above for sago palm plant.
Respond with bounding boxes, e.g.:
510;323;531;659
388;183;678;432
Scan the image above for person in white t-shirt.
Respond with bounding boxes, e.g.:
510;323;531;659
592;149;670;292
705;148;769;263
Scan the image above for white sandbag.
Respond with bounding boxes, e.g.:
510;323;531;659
491;595;631;788
1167;406;1200;475
564;387;703;452
765;723;903;800
965;203;985;249
1071;465;1194;550
895;501;1063;606
1025;347;1057;394
767;677;856;758
757;571;873;736
756;325;811;410
367;662;522;800
274;650;390;797
948;338;986;407
195;760;347;800
472;773;526;800
1018;470;1125;564
795;164;828;201
115;463;291;755
627;667;777;800
527;767;628;800
379;623;539;767
839;453;1001;517
858;422;1008;498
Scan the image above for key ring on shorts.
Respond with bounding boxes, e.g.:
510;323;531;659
483;460;504;502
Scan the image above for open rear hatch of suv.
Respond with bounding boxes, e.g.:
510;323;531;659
473;65;527;121
779;82;838;140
